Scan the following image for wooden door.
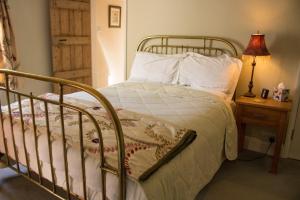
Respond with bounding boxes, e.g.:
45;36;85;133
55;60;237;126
50;0;91;94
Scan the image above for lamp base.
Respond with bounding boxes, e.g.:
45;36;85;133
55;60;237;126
244;92;256;98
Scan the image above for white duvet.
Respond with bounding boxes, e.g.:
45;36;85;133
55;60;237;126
0;82;237;200
68;82;238;199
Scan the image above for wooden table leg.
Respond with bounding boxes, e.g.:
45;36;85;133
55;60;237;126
237;122;246;153
270;113;287;174
236;105;246;153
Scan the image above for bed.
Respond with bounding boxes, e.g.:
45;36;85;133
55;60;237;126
0;35;241;200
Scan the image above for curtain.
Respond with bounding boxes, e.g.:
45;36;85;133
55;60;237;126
0;0;18;88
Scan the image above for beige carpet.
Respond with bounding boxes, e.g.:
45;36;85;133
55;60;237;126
0;151;299;200
196;151;300;200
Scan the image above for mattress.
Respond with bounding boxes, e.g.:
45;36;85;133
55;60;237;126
0;82;238;200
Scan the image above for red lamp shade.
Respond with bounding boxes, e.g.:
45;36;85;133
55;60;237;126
243;33;270;56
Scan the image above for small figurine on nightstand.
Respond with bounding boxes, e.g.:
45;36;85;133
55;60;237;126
273;82;289;102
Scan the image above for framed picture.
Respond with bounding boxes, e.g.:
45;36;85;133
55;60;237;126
108;5;121;28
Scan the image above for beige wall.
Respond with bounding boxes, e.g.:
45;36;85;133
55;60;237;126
91;0;126;88
127;0;300;155
287;66;300;159
9;0;52;95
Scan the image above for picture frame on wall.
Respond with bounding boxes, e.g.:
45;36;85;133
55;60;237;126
108;5;121;28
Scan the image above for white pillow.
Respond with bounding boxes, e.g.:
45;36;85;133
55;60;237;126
179;52;242;100
128;52;185;84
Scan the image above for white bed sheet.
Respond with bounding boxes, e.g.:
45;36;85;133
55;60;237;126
0;82;238;200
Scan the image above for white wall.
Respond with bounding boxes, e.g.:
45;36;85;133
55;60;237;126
91;0;126;88
8;0;52;95
127;0;300;155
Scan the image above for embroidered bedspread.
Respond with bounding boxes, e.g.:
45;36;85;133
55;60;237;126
2;93;196;181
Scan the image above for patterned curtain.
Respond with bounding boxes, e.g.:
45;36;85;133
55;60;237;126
0;0;18;88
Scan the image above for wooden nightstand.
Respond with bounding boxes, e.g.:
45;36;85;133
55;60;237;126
235;96;292;174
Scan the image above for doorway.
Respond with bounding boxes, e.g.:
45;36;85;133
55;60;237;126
91;0;127;88
49;0;126;90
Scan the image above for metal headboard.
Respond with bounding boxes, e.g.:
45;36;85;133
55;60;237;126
137;35;238;57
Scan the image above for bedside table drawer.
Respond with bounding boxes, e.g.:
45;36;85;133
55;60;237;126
242;106;281;124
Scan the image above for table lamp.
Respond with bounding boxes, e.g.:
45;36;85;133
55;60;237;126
243;32;270;97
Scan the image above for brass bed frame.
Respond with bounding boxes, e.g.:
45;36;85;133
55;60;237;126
137;35;237;56
0;35;238;200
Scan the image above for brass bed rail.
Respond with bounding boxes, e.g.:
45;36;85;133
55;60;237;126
137;35;238;57
0;69;126;200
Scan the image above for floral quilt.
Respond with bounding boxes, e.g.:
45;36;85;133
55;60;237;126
2;93;196;181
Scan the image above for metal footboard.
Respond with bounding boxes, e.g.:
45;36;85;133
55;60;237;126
0;69;126;200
